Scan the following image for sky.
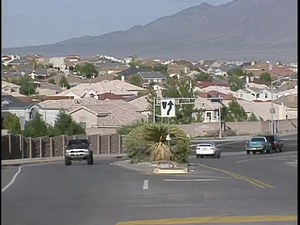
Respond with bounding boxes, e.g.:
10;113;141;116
2;0;233;48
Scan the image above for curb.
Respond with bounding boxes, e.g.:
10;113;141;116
153;167;189;174
1;154;127;166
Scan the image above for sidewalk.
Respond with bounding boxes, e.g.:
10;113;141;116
1;154;127;166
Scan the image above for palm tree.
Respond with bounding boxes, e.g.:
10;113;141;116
142;123;189;162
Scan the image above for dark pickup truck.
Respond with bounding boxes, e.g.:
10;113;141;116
65;139;93;165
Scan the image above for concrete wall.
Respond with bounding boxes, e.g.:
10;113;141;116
177;119;297;138
1;133;123;160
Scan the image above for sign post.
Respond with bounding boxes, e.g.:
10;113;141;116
20;116;25;159
161;99;175;163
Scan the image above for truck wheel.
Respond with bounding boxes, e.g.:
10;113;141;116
246;150;250;155
65;157;71;166
87;154;93;165
253;151;256;154
196;155;200;158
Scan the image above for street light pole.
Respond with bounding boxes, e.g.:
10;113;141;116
271;81;274;135
219;104;222;139
270;76;290;135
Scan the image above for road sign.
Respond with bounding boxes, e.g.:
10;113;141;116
161;99;175;117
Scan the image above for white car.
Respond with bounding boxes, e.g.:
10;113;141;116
196;142;221;158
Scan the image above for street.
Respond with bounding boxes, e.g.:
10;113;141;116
2;133;297;225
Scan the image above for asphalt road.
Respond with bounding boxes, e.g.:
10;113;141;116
2;133;297;225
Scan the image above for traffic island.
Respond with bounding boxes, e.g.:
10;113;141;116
112;160;189;174
153;167;189;174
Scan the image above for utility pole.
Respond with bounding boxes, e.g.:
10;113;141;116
153;97;156;123
219;104;222;139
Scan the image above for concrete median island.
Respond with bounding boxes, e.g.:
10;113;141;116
111;160;189;174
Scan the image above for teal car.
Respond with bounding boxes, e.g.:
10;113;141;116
245;136;272;155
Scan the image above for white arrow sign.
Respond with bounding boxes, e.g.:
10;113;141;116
161;99;175;118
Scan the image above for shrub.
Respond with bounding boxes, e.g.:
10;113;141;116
124;123;191;163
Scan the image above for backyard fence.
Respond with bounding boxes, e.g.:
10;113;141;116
1;133;123;160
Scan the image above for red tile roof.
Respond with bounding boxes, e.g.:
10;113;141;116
269;66;294;77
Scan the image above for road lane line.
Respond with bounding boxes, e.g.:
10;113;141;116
2;166;22;193
197;163;274;188
115;215;297;224
164;179;219;182
143;180;149;190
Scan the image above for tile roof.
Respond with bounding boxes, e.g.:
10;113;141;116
116;67;148;76
39;98;147;126
194;97;221;111
138;71;167;79
97;93;127;100
128;95;150;112
56;80;144;98
1;95;37;110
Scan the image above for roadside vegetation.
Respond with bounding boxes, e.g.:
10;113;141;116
123;123;191;164
2;111;85;138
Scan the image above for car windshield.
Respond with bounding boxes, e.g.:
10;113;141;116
67;140;90;148
251;137;265;142
198;143;213;147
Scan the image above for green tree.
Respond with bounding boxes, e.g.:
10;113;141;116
80;63;97;78
48;78;56;84
195;71;213;81
2;113;21;134
260;72;271;82
130;75;142;87
11;77;37;96
59;75;70;89
225;100;248;122
24;112;49;137
50;111;85;136
228;75;245;91
162;77;195;124
248;112;259;122
233;69;245;77
74;64;81;72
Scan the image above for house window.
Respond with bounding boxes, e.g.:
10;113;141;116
206;112;212;122
79;117;86;128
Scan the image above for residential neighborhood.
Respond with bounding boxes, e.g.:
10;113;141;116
1;53;298;136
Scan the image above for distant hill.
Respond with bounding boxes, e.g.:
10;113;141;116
2;0;297;62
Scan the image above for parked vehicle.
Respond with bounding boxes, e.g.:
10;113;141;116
65;139;93;165
196;142;221;158
265;135;284;152
245;136;272;154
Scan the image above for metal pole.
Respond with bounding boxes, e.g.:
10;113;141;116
21;129;24;159
168;117;171;163
271;81;274;135
153;97;155;123
219;104;222;139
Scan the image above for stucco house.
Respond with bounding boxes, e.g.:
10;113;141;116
39;98;147;130
1;95;58;126
237;86;280;102
193;97;222;123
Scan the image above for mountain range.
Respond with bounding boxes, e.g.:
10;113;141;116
2;0;297;62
